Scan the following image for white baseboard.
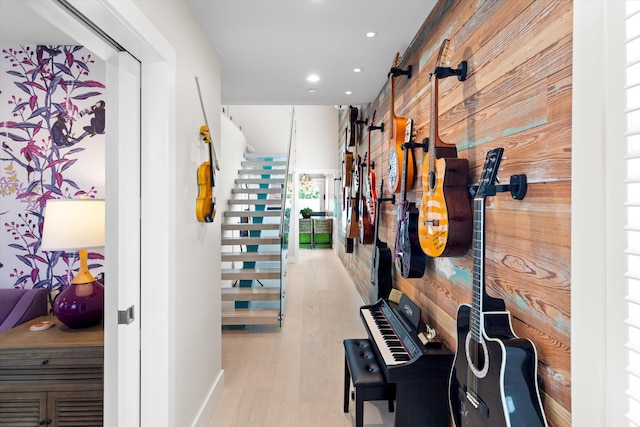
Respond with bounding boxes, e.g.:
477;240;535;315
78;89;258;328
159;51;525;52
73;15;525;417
190;369;225;427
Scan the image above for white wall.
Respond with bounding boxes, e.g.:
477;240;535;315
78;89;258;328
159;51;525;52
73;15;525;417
225;105;292;153
225;105;338;169
131;1;223;425
294;105;339;170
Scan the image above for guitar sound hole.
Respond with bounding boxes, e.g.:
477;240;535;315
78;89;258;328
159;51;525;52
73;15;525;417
465;333;489;378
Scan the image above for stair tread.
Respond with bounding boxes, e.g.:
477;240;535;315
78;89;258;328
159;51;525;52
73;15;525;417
221;287;281;301
221;308;280;325
242;160;288;167
235;178;285;184
224;210;281;217
238;169;285;175
222;223;280;230
222;252;281;262
228;199;282;205
231;188;283;194
222;237;281;244
244;152;287;160
221;269;281;280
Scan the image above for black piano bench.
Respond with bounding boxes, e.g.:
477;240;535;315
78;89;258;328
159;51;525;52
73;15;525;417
343;338;396;427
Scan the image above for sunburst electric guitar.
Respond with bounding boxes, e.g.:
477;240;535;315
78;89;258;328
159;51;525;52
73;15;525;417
387;52;414;195
418;39;472;257
448;148;548;427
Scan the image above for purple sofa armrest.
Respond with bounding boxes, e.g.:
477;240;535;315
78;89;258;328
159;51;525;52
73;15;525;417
0;288;49;333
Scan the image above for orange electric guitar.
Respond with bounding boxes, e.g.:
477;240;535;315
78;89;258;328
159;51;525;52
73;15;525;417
417;39;472;257
387;52;413;194
195;76;219;223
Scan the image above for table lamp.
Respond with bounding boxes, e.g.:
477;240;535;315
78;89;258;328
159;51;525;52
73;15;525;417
40;199;105;329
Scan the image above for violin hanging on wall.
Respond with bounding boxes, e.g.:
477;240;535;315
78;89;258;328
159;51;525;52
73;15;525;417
195;76;220;223
196;125;216;222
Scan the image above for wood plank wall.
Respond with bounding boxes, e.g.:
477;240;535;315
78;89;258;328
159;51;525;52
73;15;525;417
336;0;572;425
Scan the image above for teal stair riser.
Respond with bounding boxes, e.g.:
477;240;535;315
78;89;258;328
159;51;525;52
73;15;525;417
235;159;271;310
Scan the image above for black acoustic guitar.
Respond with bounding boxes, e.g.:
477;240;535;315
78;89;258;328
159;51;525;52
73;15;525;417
448;148;548;427
369;179;394;302
393;119;426;279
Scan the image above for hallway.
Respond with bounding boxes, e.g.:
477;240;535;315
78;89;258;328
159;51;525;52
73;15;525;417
209;248;395;426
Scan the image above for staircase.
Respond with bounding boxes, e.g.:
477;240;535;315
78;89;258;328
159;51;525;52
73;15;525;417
221;152;289;327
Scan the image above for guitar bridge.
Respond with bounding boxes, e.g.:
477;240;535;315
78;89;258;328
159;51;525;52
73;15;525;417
465;389;490;418
424;219;440;226
465;392;479;409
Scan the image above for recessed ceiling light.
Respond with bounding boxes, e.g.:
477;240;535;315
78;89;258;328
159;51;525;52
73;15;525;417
345;91;352;95
308;88;317;93
366;32;376;38
307;74;320;83
353;68;362;73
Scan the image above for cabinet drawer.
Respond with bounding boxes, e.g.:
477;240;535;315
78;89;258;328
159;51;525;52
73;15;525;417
0;350;103;387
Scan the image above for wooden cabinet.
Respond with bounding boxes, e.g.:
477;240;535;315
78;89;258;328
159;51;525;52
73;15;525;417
0;316;103;426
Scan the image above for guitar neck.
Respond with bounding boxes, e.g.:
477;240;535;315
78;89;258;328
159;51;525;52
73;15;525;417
400;123;411;202
470;197;485;342
429;73;438;175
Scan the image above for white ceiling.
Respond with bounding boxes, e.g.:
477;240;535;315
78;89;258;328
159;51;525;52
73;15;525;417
0;0;437;107
187;0;437;106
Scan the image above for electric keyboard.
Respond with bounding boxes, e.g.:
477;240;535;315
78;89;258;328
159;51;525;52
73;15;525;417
359;296;454;426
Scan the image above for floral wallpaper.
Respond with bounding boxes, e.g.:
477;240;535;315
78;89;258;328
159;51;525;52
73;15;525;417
0;45;105;295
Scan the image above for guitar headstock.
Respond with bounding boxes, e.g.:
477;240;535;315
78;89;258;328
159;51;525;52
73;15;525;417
199;125;211;144
349;106;359;146
432;39;451;79
437;39;451;68
475;148;504;199
350;105;359;122
432;38;467;81
370;110;377;128
391;52;400;72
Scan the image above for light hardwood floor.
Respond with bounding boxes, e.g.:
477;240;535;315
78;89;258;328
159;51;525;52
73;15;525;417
209;248;395;427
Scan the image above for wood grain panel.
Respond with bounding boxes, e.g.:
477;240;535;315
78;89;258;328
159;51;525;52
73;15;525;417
336;0;573;424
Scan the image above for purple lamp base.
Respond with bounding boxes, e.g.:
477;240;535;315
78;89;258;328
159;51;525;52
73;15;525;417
53;281;104;329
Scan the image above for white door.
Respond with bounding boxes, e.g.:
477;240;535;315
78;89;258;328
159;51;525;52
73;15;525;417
104;51;141;426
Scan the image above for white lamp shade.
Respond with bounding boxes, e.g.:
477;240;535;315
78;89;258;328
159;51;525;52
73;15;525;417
40;199;105;250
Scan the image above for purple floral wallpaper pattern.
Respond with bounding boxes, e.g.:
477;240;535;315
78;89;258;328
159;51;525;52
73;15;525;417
0;45;105;294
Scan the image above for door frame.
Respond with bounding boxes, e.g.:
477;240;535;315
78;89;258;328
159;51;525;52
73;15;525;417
25;1;177;425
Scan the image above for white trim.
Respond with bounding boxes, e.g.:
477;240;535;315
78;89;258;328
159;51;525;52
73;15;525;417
190;371;225;427
573;1;628;426
60;1;178;425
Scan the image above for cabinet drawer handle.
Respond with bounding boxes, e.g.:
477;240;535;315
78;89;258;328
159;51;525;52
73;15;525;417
41;359;49;365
